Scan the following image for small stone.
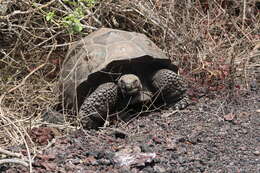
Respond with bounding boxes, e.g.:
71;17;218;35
172;135;186;143
97;158;111;165
142;166;154;173
241;129;248;134
178;156;186;163
118;167;132;173
256;137;260;142
177;147;187;155
224;113;236;121
139;124;145;128
229;162;235;166
161;110;178;118
239;146;246;151
253;150;260;156
140;144;153;152
153;165;166;173
179;167;185;171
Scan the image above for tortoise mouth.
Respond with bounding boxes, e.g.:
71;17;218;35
121;87;140;96
125;88;139;95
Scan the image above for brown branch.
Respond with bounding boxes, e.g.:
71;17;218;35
0;158;29;167
0;148;23;158
0;0;56;20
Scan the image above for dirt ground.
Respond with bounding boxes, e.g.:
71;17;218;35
1;89;259;173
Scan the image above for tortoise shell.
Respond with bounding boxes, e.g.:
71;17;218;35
60;28;178;111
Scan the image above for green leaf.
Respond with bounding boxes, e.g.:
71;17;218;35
72;23;83;33
64;0;77;6
46;11;55;21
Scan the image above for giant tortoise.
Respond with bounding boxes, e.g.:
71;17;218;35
60;28;189;129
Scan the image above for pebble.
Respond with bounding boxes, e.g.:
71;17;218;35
172;135;186;143
253;150;260;156
97;159;111;165
178;167;185;171
153;165;166;173
118;167;132;173
140;144;153;152
178;156;186;164
142;166;154;173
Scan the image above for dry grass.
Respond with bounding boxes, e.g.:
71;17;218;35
0;0;259;154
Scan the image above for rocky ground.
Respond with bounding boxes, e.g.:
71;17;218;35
1;90;259;173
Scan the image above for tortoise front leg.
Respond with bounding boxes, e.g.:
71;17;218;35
79;82;119;129
151;69;189;109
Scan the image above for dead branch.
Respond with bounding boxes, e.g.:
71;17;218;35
0;158;29;167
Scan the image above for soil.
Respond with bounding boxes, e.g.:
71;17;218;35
1;90;259;173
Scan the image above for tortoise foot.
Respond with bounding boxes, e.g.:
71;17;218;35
79;82;119;129
151;69;189;109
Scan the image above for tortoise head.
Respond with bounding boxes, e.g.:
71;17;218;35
118;74;142;96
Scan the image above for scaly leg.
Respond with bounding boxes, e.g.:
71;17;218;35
151;69;189;109
79;82;119;129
